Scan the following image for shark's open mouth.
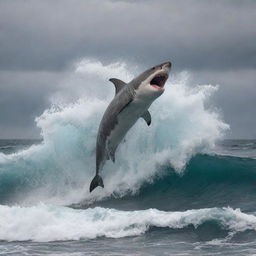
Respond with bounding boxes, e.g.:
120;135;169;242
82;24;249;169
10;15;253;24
150;73;168;89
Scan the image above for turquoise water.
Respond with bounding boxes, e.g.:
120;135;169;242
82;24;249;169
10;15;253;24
0;139;256;255
0;62;255;255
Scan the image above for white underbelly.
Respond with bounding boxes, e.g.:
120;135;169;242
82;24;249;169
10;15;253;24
107;99;150;153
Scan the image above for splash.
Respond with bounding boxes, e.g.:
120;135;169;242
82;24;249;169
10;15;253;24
0;60;229;205
0;204;254;242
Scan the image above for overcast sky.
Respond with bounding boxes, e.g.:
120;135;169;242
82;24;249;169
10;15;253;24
0;0;255;139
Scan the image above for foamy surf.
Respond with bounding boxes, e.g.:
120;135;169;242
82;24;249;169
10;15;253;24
0;204;255;242
0;60;228;206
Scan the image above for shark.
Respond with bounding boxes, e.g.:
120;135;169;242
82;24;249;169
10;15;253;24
90;61;171;192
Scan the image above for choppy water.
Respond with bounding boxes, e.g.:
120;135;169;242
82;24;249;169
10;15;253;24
1;139;256;255
0;60;255;255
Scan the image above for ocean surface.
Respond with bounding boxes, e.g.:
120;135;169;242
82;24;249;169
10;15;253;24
0;61;255;255
0;139;256;255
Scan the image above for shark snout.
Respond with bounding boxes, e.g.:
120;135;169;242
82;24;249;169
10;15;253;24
161;62;171;69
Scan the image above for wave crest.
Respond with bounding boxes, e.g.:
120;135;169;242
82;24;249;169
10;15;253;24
0;205;254;242
0;60;228;205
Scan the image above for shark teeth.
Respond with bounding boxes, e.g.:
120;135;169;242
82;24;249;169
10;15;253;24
150;73;168;89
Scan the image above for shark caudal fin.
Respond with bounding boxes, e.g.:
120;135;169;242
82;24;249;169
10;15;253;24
89;174;104;192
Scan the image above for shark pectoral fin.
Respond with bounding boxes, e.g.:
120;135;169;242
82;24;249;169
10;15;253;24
109;147;116;163
106;142;116;163
106;144;116;163
141;110;151;126
110;152;115;163
109;78;127;95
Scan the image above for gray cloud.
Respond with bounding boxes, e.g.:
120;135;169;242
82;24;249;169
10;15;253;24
0;71;62;138
0;0;255;71
0;0;255;139
190;69;256;139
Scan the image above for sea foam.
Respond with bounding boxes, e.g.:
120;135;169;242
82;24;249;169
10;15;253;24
0;204;254;242
0;60;229;205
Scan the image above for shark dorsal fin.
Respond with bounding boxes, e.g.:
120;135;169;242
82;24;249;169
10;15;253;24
109;78;127;94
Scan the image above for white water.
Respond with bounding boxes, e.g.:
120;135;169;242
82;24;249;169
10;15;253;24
0;204;254;242
0;59;229;206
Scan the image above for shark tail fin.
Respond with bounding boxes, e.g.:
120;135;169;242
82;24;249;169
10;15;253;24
89;174;104;192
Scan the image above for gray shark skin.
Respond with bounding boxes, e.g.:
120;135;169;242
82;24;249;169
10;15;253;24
90;62;171;192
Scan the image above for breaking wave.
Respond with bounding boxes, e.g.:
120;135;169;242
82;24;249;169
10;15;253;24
0;60;228;206
0;205;255;242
